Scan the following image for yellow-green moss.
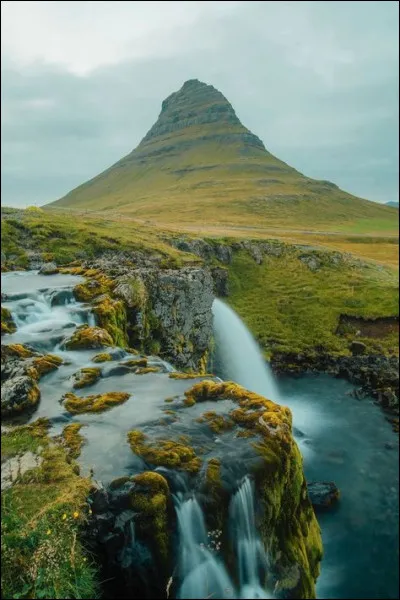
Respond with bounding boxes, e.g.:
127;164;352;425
32;354;63;377
73;273;114;302
109;476;131;490
6;344;34;359
92;352;113;363
130;471;170;561
61;423;85;459
196;411;235;433
93;295;128;347
65;325;114;350
1;307;16;335
127;430;201;473
132;471;169;494
136;366;161;375
73;367;101;389
164;397;175;403
169;371;214;380
63;391;130;414
121;357;147;368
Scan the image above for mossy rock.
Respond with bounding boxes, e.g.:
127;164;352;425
65;325;114;350
93;295;128;347
72;367;101;389
1;376;41;417
61;423;85;459
127;430;201;473
136;366;162;375
4;344;35;359
120;357;148;368
1;307;16;335
73;273;114;302
92;352;114;363
31;354;63;378
63;391;130;414
129;471;171;570
169;371;214;380
196;411;235;433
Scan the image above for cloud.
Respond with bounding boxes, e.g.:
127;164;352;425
1;0;398;207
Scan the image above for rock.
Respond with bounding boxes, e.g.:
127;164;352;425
384;442;397;450
307;481;340;510
1;375;40;416
1;307;16;335
1;451;43;490
38;262;59;275
90;485;110;513
210;267;229;297
64;325;114;350
299;255;321;272
350;341;367;356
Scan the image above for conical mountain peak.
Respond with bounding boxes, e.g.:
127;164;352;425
141;79;244;144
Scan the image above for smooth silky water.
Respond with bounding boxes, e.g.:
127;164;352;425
2;275;398;599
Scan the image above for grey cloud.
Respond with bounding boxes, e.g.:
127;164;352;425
1;1;398;206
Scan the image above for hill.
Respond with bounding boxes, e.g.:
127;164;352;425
49;79;398;234
386;201;399;208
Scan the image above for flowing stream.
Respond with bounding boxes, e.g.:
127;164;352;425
1;273;398;599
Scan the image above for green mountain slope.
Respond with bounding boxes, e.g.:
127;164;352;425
49;79;398;233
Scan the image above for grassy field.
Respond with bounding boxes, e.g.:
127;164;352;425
1;421;98;599
228;250;399;357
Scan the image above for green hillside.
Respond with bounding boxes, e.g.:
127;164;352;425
49;79;397;234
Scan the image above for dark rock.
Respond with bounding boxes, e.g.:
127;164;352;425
384;442;397;450
350;341;367;356
90;486;110;513
1;374;40;416
211;266;229;297
114;510;135;533
307;481;340;510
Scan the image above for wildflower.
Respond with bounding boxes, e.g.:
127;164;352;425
83;557;87;562
46;529;51;535
88;508;92;515
62;513;67;520
73;511;79;519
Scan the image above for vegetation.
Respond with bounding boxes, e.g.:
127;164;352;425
1;421;98;599
61;423;86;459
63;391;130;414
1;306;16;335
128;430;201;473
91;352;113;363
228;249;399;356
72;368;101;390
65;326;114;350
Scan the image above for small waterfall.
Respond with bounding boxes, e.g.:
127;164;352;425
175;493;234;599
174;480;271;600
230;478;271;599
212;299;279;402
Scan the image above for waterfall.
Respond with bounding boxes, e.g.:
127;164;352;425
175;479;271;600
212;299;279;402
230;477;271;599
175;493;234;599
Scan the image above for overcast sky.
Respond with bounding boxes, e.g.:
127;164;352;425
1;0;398;207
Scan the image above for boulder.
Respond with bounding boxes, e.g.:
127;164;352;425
350;341;367;356
38;262;59;275
307;481;340;510
65;325;114;350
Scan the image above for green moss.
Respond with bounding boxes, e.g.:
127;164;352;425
128;430;201;473
92;352;113;363
65;325;114;350
132;471;169;494
196;411;235;433
109;476;131;490
73;367;101;389
1;306;16;335
32;354;63;377
1;418;50;461
61;423;85;459
73;274;114;302
121;357;148;368
136;366;161;374
169;371;214;380
63;391;130;414
93;295;128;347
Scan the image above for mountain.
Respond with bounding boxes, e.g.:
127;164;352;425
386;201;399;209
49;79;397;232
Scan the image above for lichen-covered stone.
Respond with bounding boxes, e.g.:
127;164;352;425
127;430;201;473
72;367;101;389
92;352;114;363
65;325;114;350
38;262;59;275
63;391;130;414
93;295;128;347
1;375;40;416
1;307;16;335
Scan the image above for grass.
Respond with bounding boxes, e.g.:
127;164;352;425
228;249;399;357
1;421;98;599
1;208;200;269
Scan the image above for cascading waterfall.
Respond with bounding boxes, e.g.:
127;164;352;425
212;299;279;402
230;477;271;599
175;492;233;599
175;478;271;600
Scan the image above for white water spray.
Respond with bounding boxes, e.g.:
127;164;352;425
212;299;279;402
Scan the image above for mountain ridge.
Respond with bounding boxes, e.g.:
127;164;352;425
49;79;398;233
